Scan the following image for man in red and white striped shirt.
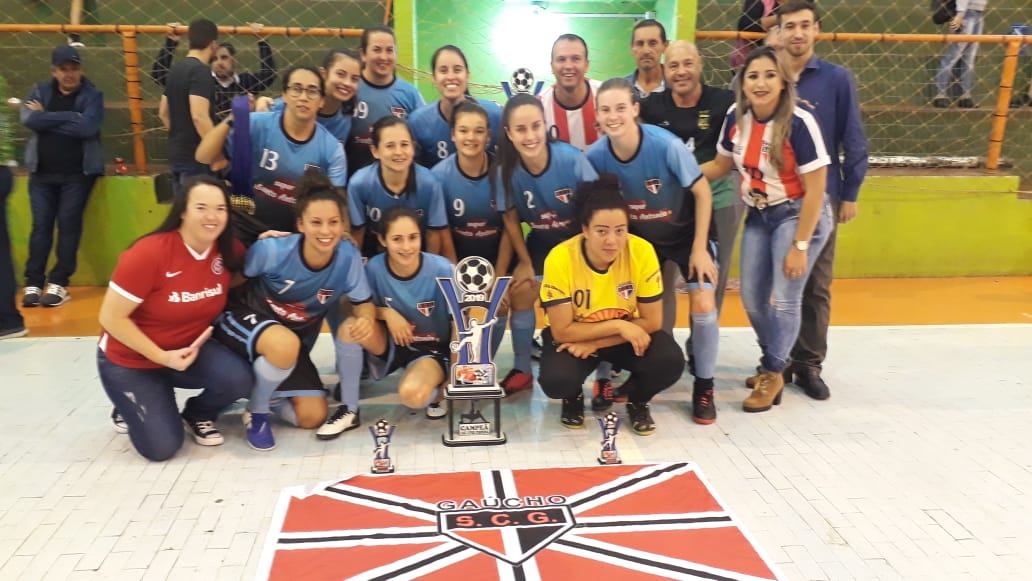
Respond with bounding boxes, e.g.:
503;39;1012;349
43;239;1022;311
539;34;601;151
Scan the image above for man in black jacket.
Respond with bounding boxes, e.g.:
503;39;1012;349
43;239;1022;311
152;21;277;121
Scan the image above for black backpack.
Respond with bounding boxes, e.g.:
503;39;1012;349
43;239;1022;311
931;0;958;25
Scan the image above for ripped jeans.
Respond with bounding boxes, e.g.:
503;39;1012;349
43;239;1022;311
97;340;253;461
739;197;833;373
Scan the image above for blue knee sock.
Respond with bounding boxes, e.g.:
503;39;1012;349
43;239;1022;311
249;356;294;413
334;339;363;411
510;309;535;374
270;398;298;426
490;315;508;359
690;310;719;380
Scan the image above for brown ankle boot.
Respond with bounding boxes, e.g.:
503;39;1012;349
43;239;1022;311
743;370;785;413
745;366;793;388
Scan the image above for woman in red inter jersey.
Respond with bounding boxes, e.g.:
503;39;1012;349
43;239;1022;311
97;176;253;461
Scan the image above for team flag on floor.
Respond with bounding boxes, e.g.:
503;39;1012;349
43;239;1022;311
257;462;781;580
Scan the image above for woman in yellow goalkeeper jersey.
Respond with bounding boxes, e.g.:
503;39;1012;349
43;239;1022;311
538;175;684;435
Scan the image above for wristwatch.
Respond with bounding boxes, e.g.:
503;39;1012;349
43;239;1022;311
793;240;810;251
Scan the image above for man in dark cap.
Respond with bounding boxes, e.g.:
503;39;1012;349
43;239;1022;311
19;45;104;308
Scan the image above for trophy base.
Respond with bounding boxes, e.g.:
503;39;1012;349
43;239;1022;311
371;460;395;474
597;452;622;465
444;385;505;400
442;432;507;447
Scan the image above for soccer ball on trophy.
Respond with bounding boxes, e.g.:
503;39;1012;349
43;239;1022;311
456;256;494;295
511;68;535;94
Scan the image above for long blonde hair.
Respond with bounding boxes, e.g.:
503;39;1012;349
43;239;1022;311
735;47;798;173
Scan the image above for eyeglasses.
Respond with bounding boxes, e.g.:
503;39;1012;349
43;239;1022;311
285;84;322;98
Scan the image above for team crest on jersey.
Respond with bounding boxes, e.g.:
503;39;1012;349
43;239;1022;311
644;178;662;194
390;106;407;118
211;256;224;275
617;281;635;300
554;188;572;203
316;288;334;305
417;301;435;317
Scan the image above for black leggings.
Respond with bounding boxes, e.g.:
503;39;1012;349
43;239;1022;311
538;327;685;402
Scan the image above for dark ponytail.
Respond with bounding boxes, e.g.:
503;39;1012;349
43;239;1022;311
571;173;629;229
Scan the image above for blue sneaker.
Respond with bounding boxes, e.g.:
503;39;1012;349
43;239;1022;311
244;411;276;451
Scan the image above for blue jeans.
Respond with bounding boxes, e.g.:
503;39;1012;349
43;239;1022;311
0;167;23;330
935;10;985;98
24;173;97;288
739;198;833;373
98;341;254;461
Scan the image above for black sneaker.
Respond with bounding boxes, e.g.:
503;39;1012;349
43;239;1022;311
0;326;28;340
530;335;542;360
590;378;629;411
68;33;85;48
627;401;656;436
111;407;128;433
182;416;224;446
932;97;950;108
692;379;716;425
957;97;976;109
560;393;585;429
316;405;360;440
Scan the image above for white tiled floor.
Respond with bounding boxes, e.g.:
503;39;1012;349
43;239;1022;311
1;325;1030;580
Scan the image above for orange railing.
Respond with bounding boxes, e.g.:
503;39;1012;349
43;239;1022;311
0;24;365;173
2;26;1030;172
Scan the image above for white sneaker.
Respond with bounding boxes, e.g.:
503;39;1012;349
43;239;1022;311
316;405;360;440
111;408;128;434
425;402;447;419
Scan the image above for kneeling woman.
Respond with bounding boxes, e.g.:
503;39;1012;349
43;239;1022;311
98;176;253;461
538;176;685;434
214;171;376;451
348;206;455;418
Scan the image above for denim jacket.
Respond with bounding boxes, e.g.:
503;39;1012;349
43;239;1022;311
20;77;105;175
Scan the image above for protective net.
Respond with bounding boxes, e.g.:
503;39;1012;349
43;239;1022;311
695;0;1032;176
0;0;389;166
2;0;1032;182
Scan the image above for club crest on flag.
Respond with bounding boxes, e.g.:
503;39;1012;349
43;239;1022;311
417;301;435;317
439;505;576;565
316;288;334;305
645;178;662;194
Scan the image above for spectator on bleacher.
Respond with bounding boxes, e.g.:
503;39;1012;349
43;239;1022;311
779;0;868;400
933;0;987;109
158;19;219;199
733;1;781;72
97;176;252;461
0;74;26;339
625;19;669;100
19;45;104;309
348;26;425;176
151;22;277;121
700;46;833;414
